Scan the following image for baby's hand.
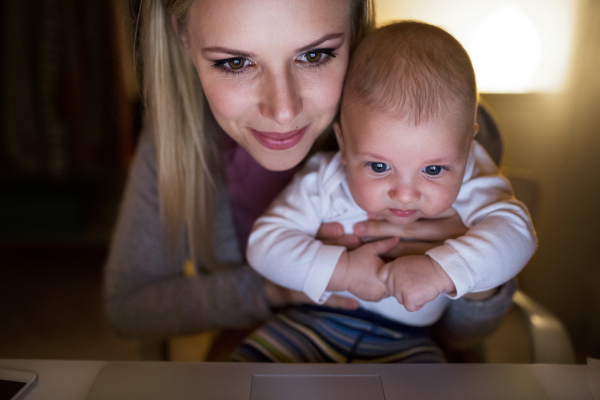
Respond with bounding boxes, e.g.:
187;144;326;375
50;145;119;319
328;236;399;302
377;255;455;312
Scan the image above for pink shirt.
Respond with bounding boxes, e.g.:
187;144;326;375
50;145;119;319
222;133;301;253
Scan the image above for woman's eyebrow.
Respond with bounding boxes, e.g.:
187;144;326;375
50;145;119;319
295;32;345;53
202;32;345;58
202;47;254;58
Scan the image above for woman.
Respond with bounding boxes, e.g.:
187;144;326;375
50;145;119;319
105;0;514;358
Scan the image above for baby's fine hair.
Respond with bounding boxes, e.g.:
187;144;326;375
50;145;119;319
343;21;478;127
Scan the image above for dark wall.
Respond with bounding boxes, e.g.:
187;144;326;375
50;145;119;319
0;0;138;245
482;0;600;362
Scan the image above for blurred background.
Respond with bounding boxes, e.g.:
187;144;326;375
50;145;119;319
0;0;598;363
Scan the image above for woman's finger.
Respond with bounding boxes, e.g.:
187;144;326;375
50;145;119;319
264;280;360;310
316;222;345;239
317;222;362;249
287;289;360;310
322;295;360;310
321;234;362;250
354;214;468;241
381;240;445;258
365;236;400;255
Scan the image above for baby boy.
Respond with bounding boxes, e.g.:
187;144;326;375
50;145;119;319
247;21;536;326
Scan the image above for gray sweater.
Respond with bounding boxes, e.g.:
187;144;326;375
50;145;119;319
104;108;516;342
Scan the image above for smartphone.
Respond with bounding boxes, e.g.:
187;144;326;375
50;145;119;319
0;369;37;400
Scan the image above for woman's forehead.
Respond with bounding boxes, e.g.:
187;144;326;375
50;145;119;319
188;0;351;49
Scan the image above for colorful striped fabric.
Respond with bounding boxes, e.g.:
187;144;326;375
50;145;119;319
229;305;446;363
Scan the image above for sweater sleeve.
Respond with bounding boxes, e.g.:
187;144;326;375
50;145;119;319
426;142;537;298
246;152;346;304
103;132;273;339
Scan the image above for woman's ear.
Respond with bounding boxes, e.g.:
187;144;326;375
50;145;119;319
473;122;480;138
333;122;347;164
171;14;191;53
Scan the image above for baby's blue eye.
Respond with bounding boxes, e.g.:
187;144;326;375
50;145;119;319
369;162;390;173
423;165;444;175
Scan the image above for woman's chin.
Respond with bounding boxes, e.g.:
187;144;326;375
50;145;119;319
247;140;313;171
252;151;307;172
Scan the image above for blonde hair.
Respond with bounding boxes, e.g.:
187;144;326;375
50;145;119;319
141;0;375;269
343;21;478;129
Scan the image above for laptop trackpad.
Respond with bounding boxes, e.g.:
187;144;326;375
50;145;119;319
250;375;385;400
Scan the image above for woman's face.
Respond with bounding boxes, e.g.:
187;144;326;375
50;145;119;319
182;0;353;171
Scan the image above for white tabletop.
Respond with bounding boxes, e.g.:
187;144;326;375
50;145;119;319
0;359;592;400
0;359;108;400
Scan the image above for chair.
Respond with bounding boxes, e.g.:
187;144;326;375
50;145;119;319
477;102;575;364
482;290;575;364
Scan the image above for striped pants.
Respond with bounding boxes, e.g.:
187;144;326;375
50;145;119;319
229;305;446;363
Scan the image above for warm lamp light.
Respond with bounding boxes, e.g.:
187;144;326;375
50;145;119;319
375;0;576;93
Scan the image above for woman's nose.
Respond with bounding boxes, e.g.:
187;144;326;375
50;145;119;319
388;181;421;204
259;70;303;125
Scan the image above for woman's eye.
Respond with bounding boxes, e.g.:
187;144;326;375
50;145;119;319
298;48;336;66
212;57;251;73
423;165;445;176
305;51;323;63
227;57;246;69
368;162;390;173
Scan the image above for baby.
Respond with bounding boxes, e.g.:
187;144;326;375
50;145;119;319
247;21;536;327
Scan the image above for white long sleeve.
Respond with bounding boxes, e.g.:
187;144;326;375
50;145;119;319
426;141;537;298
247;152;353;304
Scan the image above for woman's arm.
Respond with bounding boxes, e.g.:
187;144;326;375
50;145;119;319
434;278;517;351
104;132;272;339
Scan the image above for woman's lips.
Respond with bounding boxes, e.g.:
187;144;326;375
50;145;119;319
390;209;418;218
250;126;308;150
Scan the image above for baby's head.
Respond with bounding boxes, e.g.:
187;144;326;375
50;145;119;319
334;21;479;224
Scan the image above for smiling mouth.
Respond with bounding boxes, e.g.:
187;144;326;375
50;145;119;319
250;126;309;150
390;209;418;217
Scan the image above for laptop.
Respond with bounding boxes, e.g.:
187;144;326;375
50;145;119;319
84;362;548;399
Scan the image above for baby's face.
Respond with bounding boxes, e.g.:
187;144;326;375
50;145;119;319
336;106;475;225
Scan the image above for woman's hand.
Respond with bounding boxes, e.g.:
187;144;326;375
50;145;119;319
316;222;362;250
264;280;359;309
353;212;469;258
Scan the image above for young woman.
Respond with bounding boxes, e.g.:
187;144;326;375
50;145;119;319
105;0;515;357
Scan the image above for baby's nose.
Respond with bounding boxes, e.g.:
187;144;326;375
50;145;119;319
388;183;421;204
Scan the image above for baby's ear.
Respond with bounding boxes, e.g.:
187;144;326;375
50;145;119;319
333;122;346;163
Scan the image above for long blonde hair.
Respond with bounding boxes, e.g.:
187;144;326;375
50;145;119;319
141;0;375;269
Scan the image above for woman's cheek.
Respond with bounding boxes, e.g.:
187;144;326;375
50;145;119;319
306;64;347;119
204;82;250;122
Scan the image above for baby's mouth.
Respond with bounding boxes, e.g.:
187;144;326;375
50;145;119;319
389;209;418;218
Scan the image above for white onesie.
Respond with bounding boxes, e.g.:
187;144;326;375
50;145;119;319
247;141;537;326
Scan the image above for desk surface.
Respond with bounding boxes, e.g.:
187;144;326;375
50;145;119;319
0;359;592;400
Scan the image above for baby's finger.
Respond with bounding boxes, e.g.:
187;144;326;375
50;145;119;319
377;263;390;281
367;236;400;255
